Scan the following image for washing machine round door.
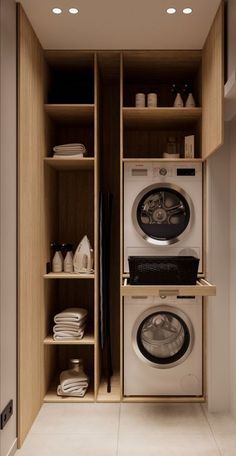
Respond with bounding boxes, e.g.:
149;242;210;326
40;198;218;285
132;306;193;369
132;183;192;245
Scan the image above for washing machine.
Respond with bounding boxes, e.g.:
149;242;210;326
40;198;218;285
123;295;202;396
123;161;203;272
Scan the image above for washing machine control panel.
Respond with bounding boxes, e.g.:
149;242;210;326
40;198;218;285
159;167;167;176
126;162;202;181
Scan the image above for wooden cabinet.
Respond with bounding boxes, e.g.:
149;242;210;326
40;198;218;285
18;2;224;447
202;3;224;159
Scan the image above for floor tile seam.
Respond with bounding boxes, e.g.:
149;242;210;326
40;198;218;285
116;403;122;456
29;431;121;436
200;404;223;456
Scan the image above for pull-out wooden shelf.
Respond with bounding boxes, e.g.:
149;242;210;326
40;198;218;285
121;278;216;297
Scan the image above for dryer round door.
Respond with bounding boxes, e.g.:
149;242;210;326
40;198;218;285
132;183;192;245
132;305;194;369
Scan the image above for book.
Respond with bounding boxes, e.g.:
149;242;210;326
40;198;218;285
184;135;195;158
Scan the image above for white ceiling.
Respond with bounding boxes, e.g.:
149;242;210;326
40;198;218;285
19;0;221;50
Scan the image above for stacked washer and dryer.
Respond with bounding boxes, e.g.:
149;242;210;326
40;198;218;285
123;161;203;396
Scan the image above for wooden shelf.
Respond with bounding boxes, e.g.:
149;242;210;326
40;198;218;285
121;278;216;297
44;272;95;279
44;104;94;124
97;371;121;402
123;107;202;129
44;157;94;171
122;158;202;163
44;331;95;346
44;380;94;403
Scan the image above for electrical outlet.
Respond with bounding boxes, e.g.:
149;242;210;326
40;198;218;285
0;400;13;430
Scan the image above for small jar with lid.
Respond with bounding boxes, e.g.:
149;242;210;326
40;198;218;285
163;137;180;159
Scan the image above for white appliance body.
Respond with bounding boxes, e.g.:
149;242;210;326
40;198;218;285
124;295;202;396
123;161;203;272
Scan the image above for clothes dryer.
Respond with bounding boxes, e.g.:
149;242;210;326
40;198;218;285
123;161;203;272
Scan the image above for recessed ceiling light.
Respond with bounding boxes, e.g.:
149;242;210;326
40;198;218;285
69;7;79;14
52;7;62;14
166;7;176;14
183;8;193;14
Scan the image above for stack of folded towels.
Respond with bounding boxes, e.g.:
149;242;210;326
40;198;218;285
53;143;87;157
53;308;87;340
57;359;89;397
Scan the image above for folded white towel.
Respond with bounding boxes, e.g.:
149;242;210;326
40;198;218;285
53;319;87;331
57;368;89;397
53;329;85;340
53;152;85;158
57;385;88;397
60;368;88;386
53;143;86;153
54;308;87;324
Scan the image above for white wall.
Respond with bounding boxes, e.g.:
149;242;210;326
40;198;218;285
206;130;230;412
0;0;17;455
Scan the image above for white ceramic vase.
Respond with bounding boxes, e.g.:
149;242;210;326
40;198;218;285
173;93;184;107
185;93;196;107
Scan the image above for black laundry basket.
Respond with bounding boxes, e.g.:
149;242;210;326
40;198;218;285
128;256;199;285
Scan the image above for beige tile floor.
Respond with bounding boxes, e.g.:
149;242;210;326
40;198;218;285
15;403;236;456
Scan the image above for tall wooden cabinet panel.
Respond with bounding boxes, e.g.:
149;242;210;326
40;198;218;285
202;2;224;160
18;5;48;446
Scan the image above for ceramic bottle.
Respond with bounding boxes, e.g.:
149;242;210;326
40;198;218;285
185;93;196;107
52;244;63;273
173;93;184;107
63;243;73;273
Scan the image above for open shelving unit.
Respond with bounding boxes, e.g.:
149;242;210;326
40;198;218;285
18;2;223;445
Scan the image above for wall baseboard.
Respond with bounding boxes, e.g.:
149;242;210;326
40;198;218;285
6;439;17;456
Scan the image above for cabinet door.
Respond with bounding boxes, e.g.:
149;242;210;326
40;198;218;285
18;4;46;447
202;2;224;160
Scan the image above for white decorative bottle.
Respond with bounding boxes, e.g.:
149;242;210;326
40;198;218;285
185;93;196;107
173;93;184;107
63;244;73;273
52;244;63;273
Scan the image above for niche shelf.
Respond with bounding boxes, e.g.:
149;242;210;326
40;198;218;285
44;273;95;279
44;331;95;346
123;107;202;128
97;371;121;402
44;382;95;403
44;157;94;171
45;104;94;124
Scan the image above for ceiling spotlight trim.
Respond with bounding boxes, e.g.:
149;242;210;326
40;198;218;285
166;7;177;14
183;8;193;14
52;7;62;15
69;7;79;14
